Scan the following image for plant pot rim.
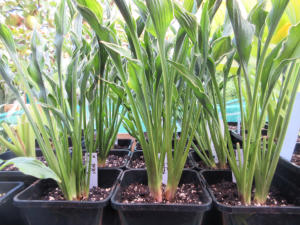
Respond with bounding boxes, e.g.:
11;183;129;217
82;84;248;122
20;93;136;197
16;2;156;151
13;168;122;209
111;169;212;211
279;156;300;170
200;169;300;214
0;181;24;205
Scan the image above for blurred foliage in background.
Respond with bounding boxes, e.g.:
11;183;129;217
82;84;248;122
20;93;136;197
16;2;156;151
0;0;299;106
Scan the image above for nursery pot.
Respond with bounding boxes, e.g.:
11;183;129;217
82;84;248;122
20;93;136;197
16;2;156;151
14;168;122;225
111;169;212;225
0;150;40;186
201;170;300;225
112;139;133;150
0;181;24;225
276;157;300;188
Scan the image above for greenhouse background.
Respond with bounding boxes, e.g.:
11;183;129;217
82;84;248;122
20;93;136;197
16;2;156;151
0;1;300;225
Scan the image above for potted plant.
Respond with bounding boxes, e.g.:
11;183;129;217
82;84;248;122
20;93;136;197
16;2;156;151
198;0;300;224
0;113;39;186
76;0;212;224
0;1;122;224
0;114;36;158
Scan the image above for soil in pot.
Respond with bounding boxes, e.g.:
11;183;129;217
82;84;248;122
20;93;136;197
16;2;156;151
210;180;291;207
291;145;300;166
202;170;300;225
121;183;202;204
102;152;130;168
14;168;122;225
111;170;211;225
127;151;193;169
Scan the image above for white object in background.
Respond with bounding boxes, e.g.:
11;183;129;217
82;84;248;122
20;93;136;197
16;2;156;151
85;153;98;188
232;148;244;183
237;119;241;135
280;92;300;161
206;122;218;162
219;112;225;137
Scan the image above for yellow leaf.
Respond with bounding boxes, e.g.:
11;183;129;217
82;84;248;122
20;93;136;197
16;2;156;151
271;22;291;44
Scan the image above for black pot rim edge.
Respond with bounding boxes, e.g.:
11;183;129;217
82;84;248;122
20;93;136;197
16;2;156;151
13;168;122;209
200;169;300;214
0;181;24;204
111;169;212;211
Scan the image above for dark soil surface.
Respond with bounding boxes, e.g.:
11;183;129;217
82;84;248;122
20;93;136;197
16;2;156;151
128;154;192;169
121;183;203;204
2;156;48;171
135;143;142;150
42;186;111;201
129;155;146;169
103;154;129;168
210;180;294;207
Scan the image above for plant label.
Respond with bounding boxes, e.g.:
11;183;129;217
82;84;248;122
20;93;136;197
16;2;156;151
232;148;244;183
159;153;168;185
280;92;300;161
85;153;98;188
206;122;218;162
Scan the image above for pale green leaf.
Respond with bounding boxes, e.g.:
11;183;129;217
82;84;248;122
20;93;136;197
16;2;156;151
0;157;61;183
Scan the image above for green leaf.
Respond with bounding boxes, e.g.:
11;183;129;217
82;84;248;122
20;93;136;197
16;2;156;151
114;0;136;37
168;60;213;114
274;22;300;65
127;61;142;94
200;1;210;64
145;0;174;40
100;41;133;60
248;1;268;37
211;36;232;63
267;0;290;40
174;3;198;43
0;24;17;56
76;0;103;24
0;157;61;183
226;0;255;68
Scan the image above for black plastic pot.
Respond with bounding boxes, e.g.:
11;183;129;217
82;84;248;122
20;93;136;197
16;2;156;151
82;138;133;151
126;150;194;170
276;157;300;188
0;181;25;225
0;150;40;187
230;131;243;148
112;139;133;150
111;169;211;225
14;168;122;225
201;170;300;225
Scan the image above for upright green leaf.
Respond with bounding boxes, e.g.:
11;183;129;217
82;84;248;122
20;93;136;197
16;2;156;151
226;0;255;69
145;0;174;40
174;3;198;43
0;24;17;55
211;36;232;63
